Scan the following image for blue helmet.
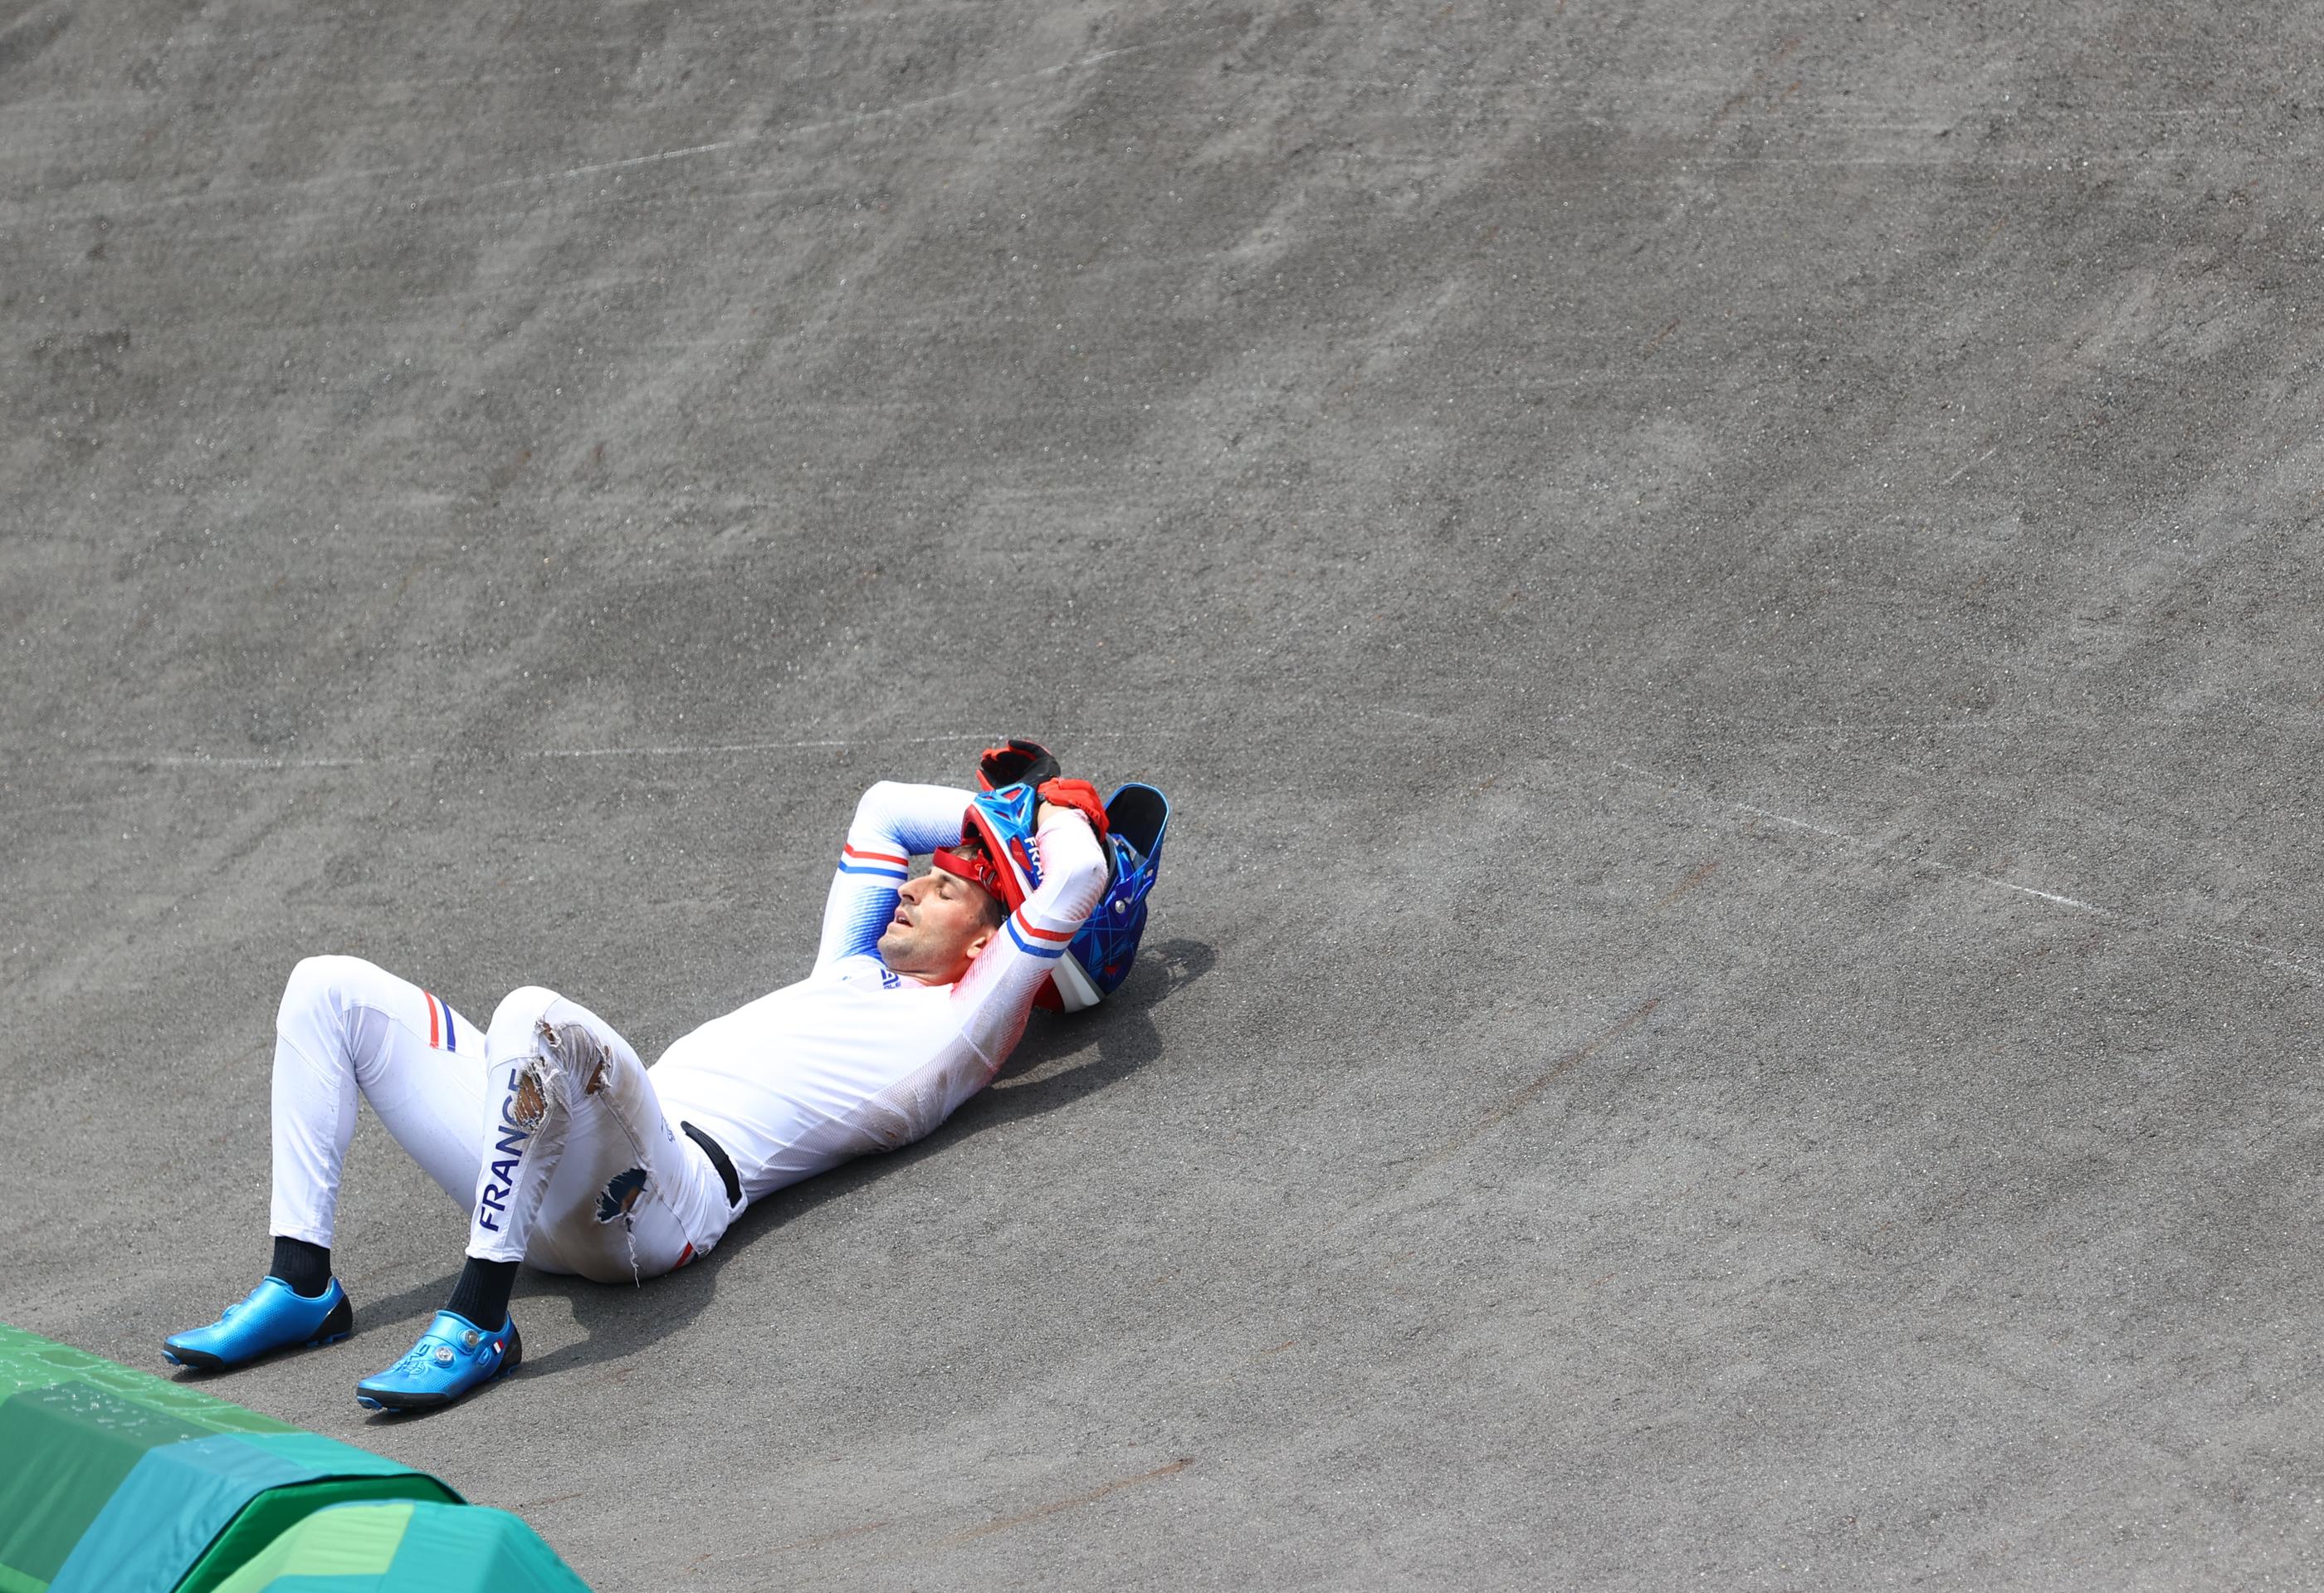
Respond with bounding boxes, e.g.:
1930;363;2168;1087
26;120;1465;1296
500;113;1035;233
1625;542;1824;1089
954;779;1170;1012
1042;783;1169;1012
948;781;1045;904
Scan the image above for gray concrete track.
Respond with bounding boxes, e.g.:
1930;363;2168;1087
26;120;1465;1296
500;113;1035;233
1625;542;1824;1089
6;0;2322;1586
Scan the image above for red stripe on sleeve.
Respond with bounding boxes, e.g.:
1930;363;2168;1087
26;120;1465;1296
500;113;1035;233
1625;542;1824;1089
842;843;910;868
425;992;442;1048
1012;912;1076;943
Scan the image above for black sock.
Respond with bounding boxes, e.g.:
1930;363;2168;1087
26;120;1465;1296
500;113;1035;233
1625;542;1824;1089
269;1236;332;1298
445;1258;520;1327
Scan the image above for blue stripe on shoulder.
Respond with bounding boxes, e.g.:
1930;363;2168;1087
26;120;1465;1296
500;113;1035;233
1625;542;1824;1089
837;861;910;877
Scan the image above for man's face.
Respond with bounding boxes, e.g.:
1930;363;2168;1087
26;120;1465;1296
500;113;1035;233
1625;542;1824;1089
877;867;1000;984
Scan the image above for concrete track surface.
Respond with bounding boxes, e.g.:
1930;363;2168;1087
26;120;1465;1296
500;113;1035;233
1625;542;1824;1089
6;2;2322;1587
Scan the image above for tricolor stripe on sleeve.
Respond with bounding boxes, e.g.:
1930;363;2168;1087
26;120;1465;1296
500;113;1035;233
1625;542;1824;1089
422;990;457;1053
837;843;911;878
1003;910;1074;960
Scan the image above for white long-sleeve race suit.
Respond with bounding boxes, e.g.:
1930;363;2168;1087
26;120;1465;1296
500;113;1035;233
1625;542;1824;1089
265;782;1106;1283
652;781;1108;1202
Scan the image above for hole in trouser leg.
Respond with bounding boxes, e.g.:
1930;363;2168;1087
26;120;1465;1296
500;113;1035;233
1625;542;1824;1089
536;1018;613;1096
581;1168;652;1287
596;1167;649;1225
511;1056;556;1131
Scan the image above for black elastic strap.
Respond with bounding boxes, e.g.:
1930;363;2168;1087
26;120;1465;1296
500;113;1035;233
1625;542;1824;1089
682;1121;743;1208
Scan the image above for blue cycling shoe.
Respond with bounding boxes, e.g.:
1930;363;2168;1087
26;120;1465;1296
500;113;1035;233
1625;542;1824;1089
355;1310;520;1412
164;1275;353;1371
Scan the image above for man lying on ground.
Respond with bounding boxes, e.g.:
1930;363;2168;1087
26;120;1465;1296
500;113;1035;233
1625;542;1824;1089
163;740;1160;1411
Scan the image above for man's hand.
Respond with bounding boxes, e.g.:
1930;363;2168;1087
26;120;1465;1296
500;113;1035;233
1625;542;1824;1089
1035;777;1109;836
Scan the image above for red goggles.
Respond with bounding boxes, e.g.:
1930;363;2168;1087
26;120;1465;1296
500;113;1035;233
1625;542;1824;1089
929;843;1003;895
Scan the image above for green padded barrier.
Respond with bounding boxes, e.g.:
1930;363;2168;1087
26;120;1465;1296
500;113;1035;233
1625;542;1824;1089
176;1474;459;1593
53;1431;461;1593
0;1381;212;1586
0;1326;464;1593
208;1501;411;1588
0;1324;294;1428
0;1345;295;1593
208;1502;592;1593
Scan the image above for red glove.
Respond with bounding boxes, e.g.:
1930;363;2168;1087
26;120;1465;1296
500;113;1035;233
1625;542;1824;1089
1035;777;1109;837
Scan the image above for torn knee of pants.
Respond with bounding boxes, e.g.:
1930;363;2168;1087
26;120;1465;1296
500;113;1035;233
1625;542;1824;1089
595;1166;649;1225
510;1054;558;1130
536;1018;613;1097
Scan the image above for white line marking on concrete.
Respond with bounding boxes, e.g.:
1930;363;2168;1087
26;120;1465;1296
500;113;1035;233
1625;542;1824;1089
1944;446;1999;485
100;753;387;769
1729;800;2107;915
1610;759;2324;983
473;26;1238;193
79;728;1154;770
90;734;980;768
534;737;875;759
1774;721;2016;734
504;139;745;188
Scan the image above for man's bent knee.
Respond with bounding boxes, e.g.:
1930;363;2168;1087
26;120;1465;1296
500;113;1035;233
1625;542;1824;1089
537;1019;614;1097
482;1001;613;1127
486;985;562;1048
276;954;386;1028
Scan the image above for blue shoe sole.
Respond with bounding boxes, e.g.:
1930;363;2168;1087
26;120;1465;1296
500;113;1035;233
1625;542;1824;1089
163;1295;354;1372
355;1321;522;1412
